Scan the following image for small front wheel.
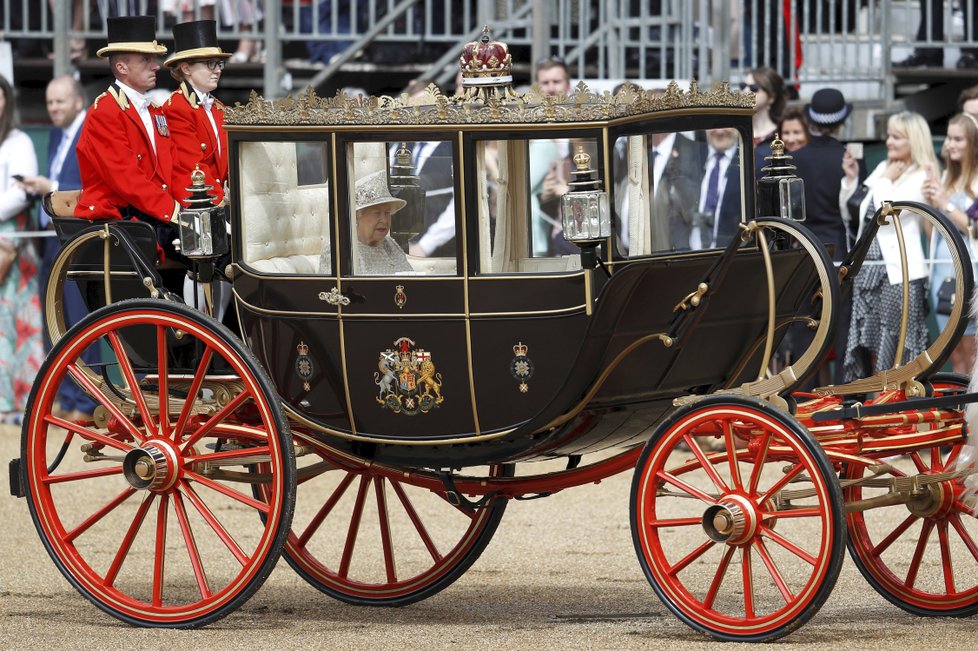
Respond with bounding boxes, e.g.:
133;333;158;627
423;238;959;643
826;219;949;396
631;396;845;642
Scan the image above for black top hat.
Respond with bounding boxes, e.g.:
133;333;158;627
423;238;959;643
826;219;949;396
165;20;231;67
97;15;167;58
805;88;853;126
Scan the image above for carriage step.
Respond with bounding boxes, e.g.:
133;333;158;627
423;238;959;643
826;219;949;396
8;458;25;498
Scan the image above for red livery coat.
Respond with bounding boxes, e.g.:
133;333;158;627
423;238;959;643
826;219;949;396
163;81;228;205
74;84;179;222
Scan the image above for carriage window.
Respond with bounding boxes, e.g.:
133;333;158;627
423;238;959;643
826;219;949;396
342;140;457;277
238;140;331;275
614;128;745;256
477;137;592;274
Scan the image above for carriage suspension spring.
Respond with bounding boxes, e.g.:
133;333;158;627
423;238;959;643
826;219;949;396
435;470;504;513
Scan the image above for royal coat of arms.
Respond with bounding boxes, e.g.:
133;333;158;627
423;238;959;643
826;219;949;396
375;337;443;415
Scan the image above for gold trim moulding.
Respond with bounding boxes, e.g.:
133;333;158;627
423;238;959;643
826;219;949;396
224;81;756;128
234;264;587;282
284;403;520;446
232;291;587;319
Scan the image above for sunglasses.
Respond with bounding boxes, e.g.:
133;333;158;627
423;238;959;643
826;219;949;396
196;59;226;71
739;82;761;92
535;54;566;66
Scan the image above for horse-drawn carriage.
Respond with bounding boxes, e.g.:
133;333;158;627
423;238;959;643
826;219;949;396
8;32;978;642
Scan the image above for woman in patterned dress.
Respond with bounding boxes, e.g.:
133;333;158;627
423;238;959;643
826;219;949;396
839;111;937;381
0;75;43;423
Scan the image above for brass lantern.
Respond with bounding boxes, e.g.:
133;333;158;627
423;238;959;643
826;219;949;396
756;135;806;222
560;147;611;267
177;166;228;259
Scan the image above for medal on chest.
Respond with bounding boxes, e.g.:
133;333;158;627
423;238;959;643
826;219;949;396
154;114;169;137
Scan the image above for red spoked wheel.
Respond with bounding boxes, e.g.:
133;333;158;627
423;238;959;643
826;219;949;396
21;299;295;628
259;435;510;606
631;396;845;642
844;373;978;617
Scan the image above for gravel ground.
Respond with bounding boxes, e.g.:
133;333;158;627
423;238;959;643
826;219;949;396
1;421;975;651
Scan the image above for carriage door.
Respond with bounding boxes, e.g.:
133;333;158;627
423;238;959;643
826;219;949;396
336;137;475;440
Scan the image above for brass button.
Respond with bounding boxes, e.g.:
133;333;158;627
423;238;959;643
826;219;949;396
137;154;142;161
162;184;167;190
201;143;207;150
89;205;94;210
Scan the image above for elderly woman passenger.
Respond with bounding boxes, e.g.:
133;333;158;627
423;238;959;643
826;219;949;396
320;170;411;275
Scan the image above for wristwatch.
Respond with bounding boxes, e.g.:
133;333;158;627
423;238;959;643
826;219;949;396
947;202;956;214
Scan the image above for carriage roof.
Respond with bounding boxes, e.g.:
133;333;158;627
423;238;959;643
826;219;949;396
222;80;757;131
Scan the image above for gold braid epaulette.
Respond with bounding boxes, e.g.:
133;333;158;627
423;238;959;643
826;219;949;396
92;91;107;110
107;85;129;111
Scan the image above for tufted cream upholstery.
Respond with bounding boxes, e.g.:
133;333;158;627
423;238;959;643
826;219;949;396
239;142;330;274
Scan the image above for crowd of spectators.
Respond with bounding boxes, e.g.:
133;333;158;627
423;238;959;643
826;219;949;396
6;9;978;424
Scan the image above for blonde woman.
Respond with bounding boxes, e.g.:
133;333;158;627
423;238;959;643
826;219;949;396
924;112;978;374
840;111;938;380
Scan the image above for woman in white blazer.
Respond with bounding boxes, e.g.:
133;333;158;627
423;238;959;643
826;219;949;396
839;111;938;381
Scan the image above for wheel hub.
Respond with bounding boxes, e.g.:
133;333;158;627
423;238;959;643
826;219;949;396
123;440;179;492
906;481;952;519
702;494;758;545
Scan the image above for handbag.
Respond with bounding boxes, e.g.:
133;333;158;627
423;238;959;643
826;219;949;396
0;239;16;286
936;276;956;316
846;183;870;224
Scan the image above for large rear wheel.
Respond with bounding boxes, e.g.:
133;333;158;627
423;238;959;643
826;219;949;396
263;436;510;606
844;373;978;617
21;299;294;627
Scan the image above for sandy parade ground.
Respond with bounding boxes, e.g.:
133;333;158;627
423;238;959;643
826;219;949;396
2;418;977;651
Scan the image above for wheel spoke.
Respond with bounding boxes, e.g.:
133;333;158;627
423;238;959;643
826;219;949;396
906;519;935;588
374;478;397;583
297;472;356;547
648;516;703;528
763;507;823;520
946;445;961;467
152;494;169;607
758;461;806;503
180;389;253;453
909;451;929;475
668;539;716;576
938;520;956;594
64;487;137;543
338;476;370;579
173;491;211;600
870;513;919;556
105;493;155;586
45;416;132;453
683;433;729;493
174;346;214;441
183;469;271;514
760;525;817;565
106;331;156;434
950;513;978;563
44;465;124;484
724;420;743;490
66;364;145;443
703;545;735;610
753;537;793;604
656;469;718;504
742;546;755;619
389;479;443;562
157;325;170;439
180;481;248;566
747;430;771;495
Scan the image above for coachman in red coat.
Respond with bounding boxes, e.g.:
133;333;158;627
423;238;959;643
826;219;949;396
162;20;231;206
74;16;181;225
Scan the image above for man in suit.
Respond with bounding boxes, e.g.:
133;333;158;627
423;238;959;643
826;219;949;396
699;128;743;248
649;131;707;251
19;75;95;419
73;16;182;256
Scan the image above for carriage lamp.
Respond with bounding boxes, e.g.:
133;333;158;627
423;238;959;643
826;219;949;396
756;135;806;222
388;143;426;251
178;166;229;259
561;147;611;268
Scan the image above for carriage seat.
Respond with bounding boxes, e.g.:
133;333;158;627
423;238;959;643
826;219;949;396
239;142;330;275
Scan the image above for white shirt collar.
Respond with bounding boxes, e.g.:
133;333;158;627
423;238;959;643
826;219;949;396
192;85;214;110
115;80;151;112
62;109;86;142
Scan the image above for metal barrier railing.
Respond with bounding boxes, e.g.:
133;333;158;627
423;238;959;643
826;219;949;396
2;0;977;102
